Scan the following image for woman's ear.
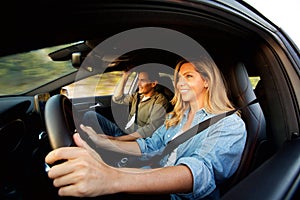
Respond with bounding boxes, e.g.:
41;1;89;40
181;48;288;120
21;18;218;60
204;81;208;88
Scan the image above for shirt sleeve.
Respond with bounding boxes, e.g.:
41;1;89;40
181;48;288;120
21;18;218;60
136;124;170;158
112;93;134;105
173;114;246;199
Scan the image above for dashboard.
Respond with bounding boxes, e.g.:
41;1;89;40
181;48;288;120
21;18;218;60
0;93;51;164
34;93;51;123
0;93;57;199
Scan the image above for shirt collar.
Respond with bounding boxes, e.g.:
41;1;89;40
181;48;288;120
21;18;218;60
183;107;209;118
140;91;158;102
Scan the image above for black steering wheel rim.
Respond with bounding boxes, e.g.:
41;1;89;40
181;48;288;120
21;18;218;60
44;94;75;149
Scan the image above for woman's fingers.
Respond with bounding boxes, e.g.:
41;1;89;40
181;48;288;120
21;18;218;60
80;124;99;141
45;146;81;165
79;124;112;147
73;133;104;163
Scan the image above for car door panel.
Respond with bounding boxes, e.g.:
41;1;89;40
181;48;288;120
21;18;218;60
71;95;129;127
222;138;300;200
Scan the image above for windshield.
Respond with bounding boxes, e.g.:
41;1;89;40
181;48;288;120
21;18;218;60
0;44;77;96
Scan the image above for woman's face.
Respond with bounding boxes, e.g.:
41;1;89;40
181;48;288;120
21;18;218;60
177;62;208;103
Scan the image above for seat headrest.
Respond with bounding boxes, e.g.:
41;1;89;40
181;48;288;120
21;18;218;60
228;62;257;106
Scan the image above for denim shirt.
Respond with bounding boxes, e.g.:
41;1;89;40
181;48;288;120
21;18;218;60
136;108;246;200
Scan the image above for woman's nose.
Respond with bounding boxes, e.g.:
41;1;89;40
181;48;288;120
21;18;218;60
177;77;186;86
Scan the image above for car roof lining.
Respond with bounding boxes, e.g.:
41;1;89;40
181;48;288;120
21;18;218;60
2;1;260;56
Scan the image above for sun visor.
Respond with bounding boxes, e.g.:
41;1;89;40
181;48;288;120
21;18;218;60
48;42;91;62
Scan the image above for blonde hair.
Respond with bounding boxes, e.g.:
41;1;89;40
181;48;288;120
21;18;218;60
165;59;236;128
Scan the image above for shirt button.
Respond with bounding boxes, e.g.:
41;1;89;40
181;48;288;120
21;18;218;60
167;134;170;137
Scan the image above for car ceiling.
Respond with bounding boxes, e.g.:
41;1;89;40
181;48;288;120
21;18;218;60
2;0;262;56
3;1;269;79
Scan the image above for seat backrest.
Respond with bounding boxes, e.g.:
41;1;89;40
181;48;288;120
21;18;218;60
156;76;174;112
220;62;267;194
156;76;174;100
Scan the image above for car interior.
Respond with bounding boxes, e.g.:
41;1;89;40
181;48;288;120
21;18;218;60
1;1;299;200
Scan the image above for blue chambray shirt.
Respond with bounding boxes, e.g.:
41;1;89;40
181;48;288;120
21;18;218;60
136;108;246;200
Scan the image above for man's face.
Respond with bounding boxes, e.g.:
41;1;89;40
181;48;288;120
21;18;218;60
137;72;156;96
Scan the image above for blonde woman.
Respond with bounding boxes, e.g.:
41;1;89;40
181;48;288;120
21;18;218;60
46;59;246;200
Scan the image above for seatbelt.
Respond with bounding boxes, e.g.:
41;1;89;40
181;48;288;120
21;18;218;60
134;93;141;130
148;98;259;167
117;98;258;168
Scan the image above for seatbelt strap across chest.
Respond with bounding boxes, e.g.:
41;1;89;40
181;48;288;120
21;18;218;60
149;98;259;167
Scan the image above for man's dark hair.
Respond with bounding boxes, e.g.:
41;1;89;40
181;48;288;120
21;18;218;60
135;66;160;82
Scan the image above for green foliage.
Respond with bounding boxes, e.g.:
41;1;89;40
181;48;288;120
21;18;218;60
0;44;77;95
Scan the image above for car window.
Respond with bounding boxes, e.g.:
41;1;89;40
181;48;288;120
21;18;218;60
249;76;260;89
62;71;137;98
0;44;77;96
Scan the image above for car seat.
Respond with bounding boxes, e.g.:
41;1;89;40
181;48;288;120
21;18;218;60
220;62;267;194
156;76;174;112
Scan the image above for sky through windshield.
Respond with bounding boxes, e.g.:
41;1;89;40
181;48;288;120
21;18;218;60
245;0;299;49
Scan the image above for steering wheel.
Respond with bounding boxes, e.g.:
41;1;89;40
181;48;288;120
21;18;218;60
44;94;76;149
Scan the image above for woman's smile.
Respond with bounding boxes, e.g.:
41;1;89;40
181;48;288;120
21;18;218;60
179;89;189;94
